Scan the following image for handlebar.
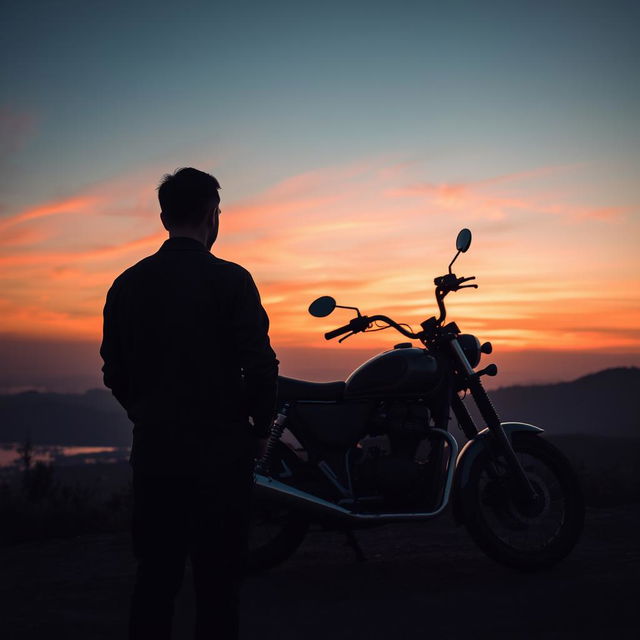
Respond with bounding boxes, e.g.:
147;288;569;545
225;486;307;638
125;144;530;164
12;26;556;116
323;273;477;341
324;314;418;341
433;273;478;325
324;315;371;340
434;274;477;291
324;323;353;340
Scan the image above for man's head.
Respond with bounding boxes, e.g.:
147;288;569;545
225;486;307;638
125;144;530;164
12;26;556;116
158;167;221;250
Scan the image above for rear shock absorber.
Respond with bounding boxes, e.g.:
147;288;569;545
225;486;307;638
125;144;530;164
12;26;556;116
255;402;290;475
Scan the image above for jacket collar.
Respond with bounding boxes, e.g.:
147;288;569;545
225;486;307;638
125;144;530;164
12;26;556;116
159;237;209;253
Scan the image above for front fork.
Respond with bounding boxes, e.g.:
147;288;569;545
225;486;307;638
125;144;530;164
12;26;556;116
449;339;538;502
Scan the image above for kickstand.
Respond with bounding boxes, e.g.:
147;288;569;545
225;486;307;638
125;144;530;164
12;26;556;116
344;529;367;563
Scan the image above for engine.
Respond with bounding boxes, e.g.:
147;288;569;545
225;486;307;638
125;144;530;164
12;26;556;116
368;399;431;441
353;400;436;507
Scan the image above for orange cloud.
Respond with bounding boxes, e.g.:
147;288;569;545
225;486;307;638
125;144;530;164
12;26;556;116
0;159;638;358
0;297;100;340
0;231;165;267
0;196;100;233
0;226;47;247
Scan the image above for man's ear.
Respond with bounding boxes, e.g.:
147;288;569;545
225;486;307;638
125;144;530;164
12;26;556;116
160;211;169;230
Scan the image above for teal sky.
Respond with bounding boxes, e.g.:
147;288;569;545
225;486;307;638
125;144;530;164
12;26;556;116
2;0;638;210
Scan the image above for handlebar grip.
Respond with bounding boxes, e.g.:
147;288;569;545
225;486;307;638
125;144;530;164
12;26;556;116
325;324;352;340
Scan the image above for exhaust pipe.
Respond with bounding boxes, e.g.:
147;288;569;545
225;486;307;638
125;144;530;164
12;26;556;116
254;429;458;523
254;474;357;521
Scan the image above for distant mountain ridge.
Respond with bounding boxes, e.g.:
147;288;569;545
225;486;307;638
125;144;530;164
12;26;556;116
0;367;638;446
468;367;639;438
0;388;131;446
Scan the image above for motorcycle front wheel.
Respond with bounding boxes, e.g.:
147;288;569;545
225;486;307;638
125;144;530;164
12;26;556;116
246;443;309;573
462;433;584;571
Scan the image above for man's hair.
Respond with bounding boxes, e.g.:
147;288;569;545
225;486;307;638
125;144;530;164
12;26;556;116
157;167;221;227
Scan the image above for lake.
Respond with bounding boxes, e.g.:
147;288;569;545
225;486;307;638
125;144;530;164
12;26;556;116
0;442;131;468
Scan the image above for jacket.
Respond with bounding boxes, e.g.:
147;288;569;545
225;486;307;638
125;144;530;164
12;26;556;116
99;236;279;474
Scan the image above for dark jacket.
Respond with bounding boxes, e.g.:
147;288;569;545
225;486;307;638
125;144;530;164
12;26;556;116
100;236;279;474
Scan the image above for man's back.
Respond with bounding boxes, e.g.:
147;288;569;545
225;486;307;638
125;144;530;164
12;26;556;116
103;167;275;639
100;236;278;475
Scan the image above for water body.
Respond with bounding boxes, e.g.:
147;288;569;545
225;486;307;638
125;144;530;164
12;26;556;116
0;442;130;468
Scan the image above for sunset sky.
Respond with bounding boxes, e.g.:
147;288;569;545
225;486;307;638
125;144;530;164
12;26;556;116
1;0;638;392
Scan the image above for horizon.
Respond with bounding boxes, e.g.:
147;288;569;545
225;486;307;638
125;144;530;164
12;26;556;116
2;364;638;397
0;335;638;395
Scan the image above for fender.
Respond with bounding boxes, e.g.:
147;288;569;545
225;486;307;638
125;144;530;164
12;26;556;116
451;422;544;524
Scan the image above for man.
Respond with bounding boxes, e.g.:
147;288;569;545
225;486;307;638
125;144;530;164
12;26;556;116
100;167;279;639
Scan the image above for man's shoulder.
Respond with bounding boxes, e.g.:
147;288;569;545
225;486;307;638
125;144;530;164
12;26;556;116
109;254;157;286
207;255;253;280
110;252;253;288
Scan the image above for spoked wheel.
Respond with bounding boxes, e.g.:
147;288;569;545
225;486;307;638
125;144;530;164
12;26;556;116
462;433;584;571
246;444;309;573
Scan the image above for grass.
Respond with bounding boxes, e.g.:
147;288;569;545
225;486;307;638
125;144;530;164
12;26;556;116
0;434;637;546
548;434;640;507
0;439;132;545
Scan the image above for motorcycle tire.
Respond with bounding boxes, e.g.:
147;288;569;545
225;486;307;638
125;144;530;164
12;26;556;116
246;443;309;573
462;433;584;572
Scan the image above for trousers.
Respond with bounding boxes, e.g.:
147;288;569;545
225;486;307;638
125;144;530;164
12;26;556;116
128;456;254;640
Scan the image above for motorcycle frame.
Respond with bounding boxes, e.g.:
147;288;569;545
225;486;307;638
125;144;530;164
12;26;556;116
255;283;542;525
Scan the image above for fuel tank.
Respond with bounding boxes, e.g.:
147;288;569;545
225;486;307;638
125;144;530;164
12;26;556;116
344;346;440;398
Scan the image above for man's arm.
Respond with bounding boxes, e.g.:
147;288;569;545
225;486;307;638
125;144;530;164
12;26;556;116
233;270;279;438
99;279;131;410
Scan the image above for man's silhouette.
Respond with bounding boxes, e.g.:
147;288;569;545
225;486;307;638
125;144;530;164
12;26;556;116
100;167;278;639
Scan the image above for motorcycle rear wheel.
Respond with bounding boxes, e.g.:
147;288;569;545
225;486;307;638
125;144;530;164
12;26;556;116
246;443;309;573
462;433;584;571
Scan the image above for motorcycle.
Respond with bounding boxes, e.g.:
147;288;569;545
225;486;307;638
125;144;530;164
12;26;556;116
249;229;584;572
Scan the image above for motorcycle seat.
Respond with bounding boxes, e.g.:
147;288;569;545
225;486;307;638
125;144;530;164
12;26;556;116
277;376;346;401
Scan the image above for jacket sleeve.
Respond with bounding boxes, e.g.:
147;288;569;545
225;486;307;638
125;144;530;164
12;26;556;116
99;278;131;410
233;270;279;437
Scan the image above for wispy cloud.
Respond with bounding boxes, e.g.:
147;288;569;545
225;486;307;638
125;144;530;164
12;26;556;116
0;196;100;233
0;158;637;354
0;231;165;267
386;165;630;223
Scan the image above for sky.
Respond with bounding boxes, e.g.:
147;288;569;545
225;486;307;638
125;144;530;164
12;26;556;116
0;0;639;392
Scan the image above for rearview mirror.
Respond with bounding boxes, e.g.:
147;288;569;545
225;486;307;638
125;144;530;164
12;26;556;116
308;296;337;318
456;228;472;253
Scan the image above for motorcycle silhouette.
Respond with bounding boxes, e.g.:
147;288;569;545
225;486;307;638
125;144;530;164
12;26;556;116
250;229;584;572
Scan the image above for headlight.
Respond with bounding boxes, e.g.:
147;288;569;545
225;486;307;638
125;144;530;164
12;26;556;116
458;334;481;368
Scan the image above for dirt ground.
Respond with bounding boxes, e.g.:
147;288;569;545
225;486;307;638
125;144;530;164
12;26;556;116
1;504;638;639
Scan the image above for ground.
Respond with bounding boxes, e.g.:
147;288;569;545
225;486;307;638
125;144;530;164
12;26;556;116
1;505;638;639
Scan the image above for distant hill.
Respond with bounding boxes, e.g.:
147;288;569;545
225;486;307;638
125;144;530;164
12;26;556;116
0;389;131;446
0;367;638;446
466;367;640;438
